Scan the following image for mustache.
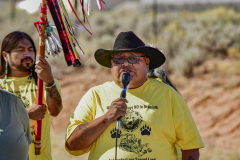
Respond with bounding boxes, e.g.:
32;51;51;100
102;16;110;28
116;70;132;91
21;57;33;63
119;66;134;73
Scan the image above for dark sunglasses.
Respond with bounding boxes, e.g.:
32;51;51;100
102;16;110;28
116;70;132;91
112;56;146;64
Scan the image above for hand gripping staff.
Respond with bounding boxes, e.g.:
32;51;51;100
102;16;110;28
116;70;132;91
115;73;130;160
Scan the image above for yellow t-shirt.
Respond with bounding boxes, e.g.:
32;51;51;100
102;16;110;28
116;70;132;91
154;77;182;160
65;79;204;160
0;76;62;160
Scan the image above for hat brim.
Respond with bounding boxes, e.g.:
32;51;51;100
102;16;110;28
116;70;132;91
94;46;165;70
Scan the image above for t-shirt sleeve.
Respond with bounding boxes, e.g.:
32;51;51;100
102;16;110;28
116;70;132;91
65;88;96;156
172;91;205;150
16;97;32;145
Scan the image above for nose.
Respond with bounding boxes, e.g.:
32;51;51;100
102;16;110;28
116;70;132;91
22;49;34;62
23;49;34;57
122;57;131;66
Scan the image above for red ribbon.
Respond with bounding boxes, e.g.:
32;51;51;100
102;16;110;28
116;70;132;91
40;3;48;24
79;0;93;31
34;3;48;36
34;21;42;36
99;0;103;10
67;0;92;35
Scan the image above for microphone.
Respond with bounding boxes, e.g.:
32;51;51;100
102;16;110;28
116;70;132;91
116;72;130;128
115;72;130;160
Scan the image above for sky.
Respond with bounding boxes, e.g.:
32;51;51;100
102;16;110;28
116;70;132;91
16;0;42;14
16;0;73;14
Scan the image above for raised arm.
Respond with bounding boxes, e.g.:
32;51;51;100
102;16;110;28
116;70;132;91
66;97;128;151
35;55;62;117
182;149;199;160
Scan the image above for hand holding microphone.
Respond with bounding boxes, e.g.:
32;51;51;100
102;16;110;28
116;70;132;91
117;73;131;125
106;73;131;124
116;72;130;133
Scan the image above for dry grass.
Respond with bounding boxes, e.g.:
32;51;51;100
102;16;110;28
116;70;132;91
200;145;240;160
51;129;89;160
218;59;240;76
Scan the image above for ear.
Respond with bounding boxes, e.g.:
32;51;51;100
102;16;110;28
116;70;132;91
145;58;150;70
2;51;9;62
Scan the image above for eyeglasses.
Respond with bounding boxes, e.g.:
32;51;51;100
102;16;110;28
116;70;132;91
112;56;146;64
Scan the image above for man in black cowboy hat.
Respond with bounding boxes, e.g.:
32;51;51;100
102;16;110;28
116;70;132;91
65;31;204;160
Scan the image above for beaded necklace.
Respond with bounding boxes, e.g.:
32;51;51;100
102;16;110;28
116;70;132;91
1;62;33;89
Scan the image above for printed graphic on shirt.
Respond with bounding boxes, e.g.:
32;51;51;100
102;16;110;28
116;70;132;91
110;128;122;138
119;133;152;157
140;124;151;136
6;89;37;108
121;110;142;132
20;96;30;108
110;109;153;157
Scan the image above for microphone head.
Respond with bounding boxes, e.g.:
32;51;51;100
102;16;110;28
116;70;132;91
122;73;130;87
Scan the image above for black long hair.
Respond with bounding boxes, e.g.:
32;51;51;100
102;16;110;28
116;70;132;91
0;31;38;84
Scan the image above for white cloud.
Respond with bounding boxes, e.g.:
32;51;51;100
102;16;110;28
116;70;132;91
16;0;42;14
16;0;74;14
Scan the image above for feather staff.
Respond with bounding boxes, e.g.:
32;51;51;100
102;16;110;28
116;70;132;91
47;0;87;67
34;0;48;155
33;0;105;155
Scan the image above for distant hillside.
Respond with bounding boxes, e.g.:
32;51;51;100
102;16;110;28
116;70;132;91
140;2;240;12
70;0;240;12
141;0;240;4
90;0;128;10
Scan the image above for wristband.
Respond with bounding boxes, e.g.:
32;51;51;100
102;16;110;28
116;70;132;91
45;81;55;88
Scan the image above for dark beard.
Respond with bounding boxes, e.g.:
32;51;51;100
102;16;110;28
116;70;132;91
11;63;34;71
10;57;34;72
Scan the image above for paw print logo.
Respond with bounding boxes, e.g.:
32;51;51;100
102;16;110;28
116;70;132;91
140;124;151;136
110;128;121;138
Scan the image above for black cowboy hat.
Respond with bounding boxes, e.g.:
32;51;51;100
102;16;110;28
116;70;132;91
94;31;165;70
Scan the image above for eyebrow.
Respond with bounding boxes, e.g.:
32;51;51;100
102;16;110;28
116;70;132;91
15;46;34;49
114;52;138;57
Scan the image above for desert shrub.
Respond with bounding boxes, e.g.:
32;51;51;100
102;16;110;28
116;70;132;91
196;7;240;26
89;12;117;37
96;34;114;50
155;20;206;76
194;8;240;57
170;47;205;77
154;7;240;76
1;3;240;77
194;23;240;57
135;12;154;41
161;21;186;58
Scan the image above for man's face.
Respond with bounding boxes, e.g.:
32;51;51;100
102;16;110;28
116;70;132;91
111;52;150;89
4;38;35;72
